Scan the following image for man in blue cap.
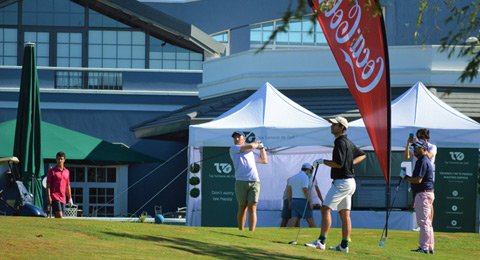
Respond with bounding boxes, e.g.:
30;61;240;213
400;139;435;254
230;131;267;231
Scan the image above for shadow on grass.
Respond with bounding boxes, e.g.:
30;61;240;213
103;231;319;260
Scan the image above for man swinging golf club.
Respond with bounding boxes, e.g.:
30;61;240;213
305;117;366;253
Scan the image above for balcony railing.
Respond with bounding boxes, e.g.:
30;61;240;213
56;70;123;90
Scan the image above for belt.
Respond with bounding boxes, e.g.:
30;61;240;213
418;190;434;193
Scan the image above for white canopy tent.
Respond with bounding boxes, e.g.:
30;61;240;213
348;81;480;148
187;82;334;226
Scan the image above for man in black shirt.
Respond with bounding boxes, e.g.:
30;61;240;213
305;117;366;253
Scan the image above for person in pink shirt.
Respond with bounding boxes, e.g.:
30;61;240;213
46;151;73;218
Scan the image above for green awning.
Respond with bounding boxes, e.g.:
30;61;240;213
0;120;161;165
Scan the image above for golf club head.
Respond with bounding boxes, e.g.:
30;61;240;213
288;241;297;245
379;240;386;247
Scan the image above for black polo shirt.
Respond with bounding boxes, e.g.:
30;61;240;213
331;135;365;180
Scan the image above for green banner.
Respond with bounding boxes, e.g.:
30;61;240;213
434;146;478;232
201;147;237;227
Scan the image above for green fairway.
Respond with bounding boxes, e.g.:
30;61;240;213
0;217;478;259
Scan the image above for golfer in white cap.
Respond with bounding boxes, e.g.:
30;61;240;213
287;163;317;228
305;117;366;253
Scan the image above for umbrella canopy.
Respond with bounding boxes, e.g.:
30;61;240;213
0;120;162;164
13;42;44;208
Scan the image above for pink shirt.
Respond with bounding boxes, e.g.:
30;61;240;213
47;166;70;204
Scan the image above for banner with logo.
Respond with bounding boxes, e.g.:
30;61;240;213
434;146;478;232
201;147;237;227
310;0;391;184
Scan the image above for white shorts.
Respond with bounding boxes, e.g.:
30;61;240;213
323;178;356;211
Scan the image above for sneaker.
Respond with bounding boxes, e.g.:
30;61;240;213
429;250;434;254
329;244;349;253
304;239;325;250
411;248;429;254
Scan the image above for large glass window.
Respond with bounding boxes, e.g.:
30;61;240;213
0;2;18;25
22;0;84;26
57;32;82;67
0;28;17;65
24;32;49;66
250;15;327;50
69;166;117;217
149;37;202;70
88;30;145;69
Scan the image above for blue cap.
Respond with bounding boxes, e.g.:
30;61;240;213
412;140;428;149
232;131;245;137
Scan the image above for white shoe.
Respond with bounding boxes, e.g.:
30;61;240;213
304;239;325;250
329;243;349;253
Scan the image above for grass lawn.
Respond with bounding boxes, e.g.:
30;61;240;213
0;217;478;259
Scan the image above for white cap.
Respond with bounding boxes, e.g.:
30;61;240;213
301;163;313;170
328;116;348;129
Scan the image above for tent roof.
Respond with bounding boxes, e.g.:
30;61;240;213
0;120;161;165
189;82;332;147
348;81;480;147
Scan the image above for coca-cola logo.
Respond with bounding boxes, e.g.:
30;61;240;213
318;0;385;93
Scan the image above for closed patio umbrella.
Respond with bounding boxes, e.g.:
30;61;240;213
13;42;45;209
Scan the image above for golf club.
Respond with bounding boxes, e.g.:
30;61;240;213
288;164;319;245
379;171;404;246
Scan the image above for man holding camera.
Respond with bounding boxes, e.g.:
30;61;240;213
230;131;268;231
400;139;435;254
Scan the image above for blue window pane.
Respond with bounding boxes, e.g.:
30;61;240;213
176;50;189;60
263;22;274;31
53;0;69;12
37;43;49;56
117;46;131;59
69;14;84;26
118;31;131;45
89;31;102;44
149;60;162;69
54;14;69;26
132;32;145;45
5;29;17;40
38;32;49;43
103;59;116;68
4;57;16;65
70;58;81;67
190;61;202;70
57;43;69;57
290;19;302;31
103;45;116;58
289;32;302;43
88;58;101;68
89;13;102;27
4;12;18;26
132;46;145;59
71;33;82;43
303;33;314;44
57;58;69;67
37;0;53;12
37;57;49;66
276;32;288;43
250;31;261;43
22;12;36;25
149;52;162;59
163;60;175;69
0;31;2;41
57;33;69;43
131;59;144;69
37;13;53;26
177;60;189;69
22;0;37;12
190;52;202;60
117;59;131;68
88;45;102;58
0;43;3;55
4;43;16;54
24;32;36;43
70;44;82;58
103;31;116;44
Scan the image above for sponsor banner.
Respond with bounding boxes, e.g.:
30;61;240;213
201;147;237;227
434;147;478;232
310;0;391;183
